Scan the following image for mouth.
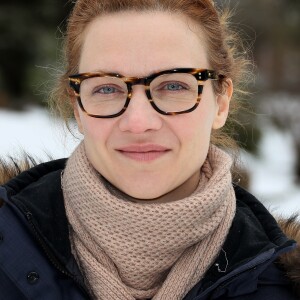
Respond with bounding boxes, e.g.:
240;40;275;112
116;144;171;162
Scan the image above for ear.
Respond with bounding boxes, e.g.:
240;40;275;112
212;79;233;129
73;100;84;134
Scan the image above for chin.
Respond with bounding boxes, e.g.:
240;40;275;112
128;192;163;201
122;188;168;203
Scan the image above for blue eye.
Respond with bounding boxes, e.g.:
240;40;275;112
158;81;190;92
165;83;184;91
98;86;117;94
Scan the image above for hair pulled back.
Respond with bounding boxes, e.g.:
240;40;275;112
51;0;251;149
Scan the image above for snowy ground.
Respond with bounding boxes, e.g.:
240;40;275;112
0;106;80;160
1;106;299;217
241;123;300;218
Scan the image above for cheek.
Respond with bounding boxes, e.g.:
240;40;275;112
78;115;113;148
185;102;216;139
81;119;99;140
79;117;118;174
171;116;209;154
173;98;217;157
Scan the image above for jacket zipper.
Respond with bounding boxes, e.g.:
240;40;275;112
24;210;90;298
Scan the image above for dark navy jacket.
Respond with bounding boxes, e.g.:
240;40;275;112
0;159;298;299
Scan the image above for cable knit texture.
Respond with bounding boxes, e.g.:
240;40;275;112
62;142;236;300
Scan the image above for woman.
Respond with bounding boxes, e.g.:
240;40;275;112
0;0;299;299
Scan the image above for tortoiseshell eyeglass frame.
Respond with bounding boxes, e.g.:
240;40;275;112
68;68;222;118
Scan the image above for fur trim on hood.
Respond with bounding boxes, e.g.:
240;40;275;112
277;216;300;297
0;156;38;186
0;157;299;295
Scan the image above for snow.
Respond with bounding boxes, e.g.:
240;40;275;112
241;122;300;218
0;106;81;160
1;106;299;217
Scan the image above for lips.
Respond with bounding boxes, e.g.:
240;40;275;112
116;144;170;162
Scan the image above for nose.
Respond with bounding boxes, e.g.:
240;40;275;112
118;86;163;133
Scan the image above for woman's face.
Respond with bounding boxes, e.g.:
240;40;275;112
74;11;232;202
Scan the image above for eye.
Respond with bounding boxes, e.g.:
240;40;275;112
159;81;189;91
166;83;183;90
94;85;119;94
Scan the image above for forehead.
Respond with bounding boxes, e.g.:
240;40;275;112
79;11;209;76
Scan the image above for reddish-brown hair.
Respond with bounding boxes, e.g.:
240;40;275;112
50;0;251;149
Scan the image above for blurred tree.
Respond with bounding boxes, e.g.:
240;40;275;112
230;0;300;93
0;0;70;108
219;0;300;160
230;0;300;182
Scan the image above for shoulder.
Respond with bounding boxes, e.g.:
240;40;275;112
0;156;72;272
184;185;300;300
0;156;66;194
0;156;68;249
234;185;300;297
0;156;66;214
187;186;299;299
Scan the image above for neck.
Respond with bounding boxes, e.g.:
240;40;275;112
106;171;201;204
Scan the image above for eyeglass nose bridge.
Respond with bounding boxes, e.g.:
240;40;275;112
125;77;153;102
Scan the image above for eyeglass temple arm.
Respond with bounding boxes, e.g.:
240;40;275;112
203;70;222;80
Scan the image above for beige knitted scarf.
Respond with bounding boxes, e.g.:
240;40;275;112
62;142;236;300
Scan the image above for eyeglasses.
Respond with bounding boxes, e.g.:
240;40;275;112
68;68;222;118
